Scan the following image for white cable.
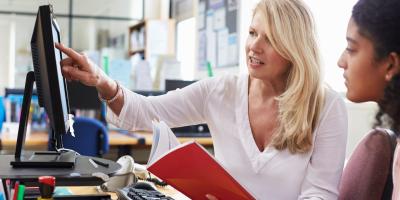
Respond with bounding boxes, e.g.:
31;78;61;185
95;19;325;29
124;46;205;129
56;148;80;155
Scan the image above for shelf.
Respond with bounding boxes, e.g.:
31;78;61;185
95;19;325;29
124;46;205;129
128;19;175;59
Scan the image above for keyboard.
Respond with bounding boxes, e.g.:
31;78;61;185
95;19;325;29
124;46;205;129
116;185;174;200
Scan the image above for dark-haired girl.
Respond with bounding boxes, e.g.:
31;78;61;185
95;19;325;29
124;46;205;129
337;0;400;198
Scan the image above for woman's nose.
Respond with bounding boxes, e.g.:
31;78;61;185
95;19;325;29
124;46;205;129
337;51;347;69
249;37;264;53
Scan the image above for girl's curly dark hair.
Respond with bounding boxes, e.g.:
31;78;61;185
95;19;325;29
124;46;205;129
352;0;400;135
374;74;400;134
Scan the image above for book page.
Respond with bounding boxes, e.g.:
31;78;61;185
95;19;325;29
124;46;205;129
147;121;180;166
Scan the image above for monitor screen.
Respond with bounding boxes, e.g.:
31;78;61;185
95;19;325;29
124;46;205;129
67;81;101;110
165;79;196;92
31;5;70;146
164;79;210;136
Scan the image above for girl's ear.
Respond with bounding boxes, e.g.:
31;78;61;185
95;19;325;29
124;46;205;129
385;52;400;81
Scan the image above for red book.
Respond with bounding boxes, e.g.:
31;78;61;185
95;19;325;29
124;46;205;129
147;121;255;200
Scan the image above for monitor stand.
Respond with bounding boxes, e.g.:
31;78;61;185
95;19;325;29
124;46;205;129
9;71;76;168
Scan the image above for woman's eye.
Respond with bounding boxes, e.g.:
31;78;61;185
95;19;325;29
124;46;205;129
249;31;256;36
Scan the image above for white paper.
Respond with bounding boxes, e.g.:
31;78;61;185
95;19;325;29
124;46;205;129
109;59;132;88
198;13;205;30
228;33;239;65
217;28;229;67
228;0;238;11
206;11;214;31
213;9;226;31
206;32;217;68
147;21;168;55
159;58;182;90
134;60;153;91
147;120;180;166
198;1;206;13
198;31;207;68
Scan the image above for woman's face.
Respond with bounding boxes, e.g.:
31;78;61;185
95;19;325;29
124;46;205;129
338;18;389;102
245;11;291;82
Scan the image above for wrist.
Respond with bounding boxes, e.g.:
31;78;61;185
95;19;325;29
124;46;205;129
95;69;109;89
96;76;118;100
98;80;121;104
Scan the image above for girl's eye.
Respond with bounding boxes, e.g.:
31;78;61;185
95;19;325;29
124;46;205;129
249;31;256;37
345;47;355;53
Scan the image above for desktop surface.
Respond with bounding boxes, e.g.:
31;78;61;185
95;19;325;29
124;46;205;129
0;154;120;186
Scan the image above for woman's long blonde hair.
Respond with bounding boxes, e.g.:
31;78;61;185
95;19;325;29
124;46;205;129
254;0;325;153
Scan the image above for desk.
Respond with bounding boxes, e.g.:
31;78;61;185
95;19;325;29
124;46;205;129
1;131;140;150
0;155;120;186
1;130;214;150
68;185;190;200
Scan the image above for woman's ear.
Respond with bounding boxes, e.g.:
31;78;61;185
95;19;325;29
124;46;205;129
385;52;400;81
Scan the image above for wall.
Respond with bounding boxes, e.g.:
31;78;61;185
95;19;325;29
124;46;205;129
0;0;143;89
0;20;15;95
191;0;255;80
345;101;378;158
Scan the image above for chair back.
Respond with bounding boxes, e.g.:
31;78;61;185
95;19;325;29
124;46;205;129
0;96;5;132
50;117;109;157
339;129;397;200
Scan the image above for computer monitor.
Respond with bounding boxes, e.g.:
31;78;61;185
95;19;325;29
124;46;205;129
165;79;196;92
32;4;70;149
10;5;75;168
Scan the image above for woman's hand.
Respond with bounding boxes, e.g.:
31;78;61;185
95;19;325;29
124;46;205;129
55;43;105;87
56;43;123;115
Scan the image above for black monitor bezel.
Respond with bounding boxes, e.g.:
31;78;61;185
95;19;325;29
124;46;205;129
31;5;70;147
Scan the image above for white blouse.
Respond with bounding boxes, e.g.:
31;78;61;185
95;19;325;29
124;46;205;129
107;74;348;200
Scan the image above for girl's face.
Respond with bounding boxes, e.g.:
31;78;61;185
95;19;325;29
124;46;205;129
245;11;291;82
337;18;390;102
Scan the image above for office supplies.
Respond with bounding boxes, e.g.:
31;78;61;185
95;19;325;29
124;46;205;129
16;184;25;200
100;155;137;192
89;158;98;168
116;182;174;200
147;121;255;200
11;181;19;200
39;176;55;199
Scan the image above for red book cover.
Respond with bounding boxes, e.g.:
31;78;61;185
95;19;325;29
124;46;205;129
147;142;255;200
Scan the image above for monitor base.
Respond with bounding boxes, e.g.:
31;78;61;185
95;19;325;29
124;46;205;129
10;151;76;168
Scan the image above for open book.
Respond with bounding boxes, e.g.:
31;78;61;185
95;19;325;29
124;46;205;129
146;120;255;200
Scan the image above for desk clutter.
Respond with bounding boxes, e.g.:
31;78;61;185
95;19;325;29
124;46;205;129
1;175;111;200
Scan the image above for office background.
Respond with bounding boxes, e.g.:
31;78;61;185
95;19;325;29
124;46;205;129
0;0;376;158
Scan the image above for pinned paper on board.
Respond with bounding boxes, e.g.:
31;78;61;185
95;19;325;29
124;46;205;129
197;0;239;69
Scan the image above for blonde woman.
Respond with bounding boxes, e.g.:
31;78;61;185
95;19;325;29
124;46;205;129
56;0;347;198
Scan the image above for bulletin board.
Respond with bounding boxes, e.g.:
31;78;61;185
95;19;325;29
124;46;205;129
197;0;239;69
